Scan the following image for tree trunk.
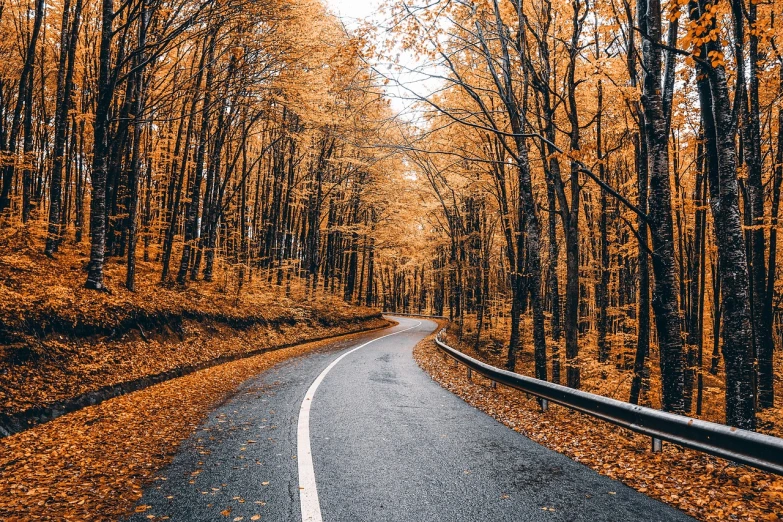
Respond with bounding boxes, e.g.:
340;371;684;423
743;0;773;410
764;65;783;410
177;28;217;285
639;0;685;413
85;0;116;291
0;0;44;216
126;2;150;291
689;0;756;429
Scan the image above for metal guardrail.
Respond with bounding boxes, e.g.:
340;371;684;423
434;329;783;476
383;312;447;320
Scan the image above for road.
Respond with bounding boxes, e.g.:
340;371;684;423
128;317;693;521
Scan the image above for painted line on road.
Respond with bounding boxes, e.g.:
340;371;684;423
296;320;423;522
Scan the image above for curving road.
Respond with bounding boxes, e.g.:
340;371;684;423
128;317;692;522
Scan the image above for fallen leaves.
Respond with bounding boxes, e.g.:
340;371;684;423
414;331;783;522
0;229;387;420
0;325;392;520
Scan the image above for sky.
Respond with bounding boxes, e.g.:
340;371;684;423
323;0;384;28
323;0;438;120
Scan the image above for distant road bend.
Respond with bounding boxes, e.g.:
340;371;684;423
130;317;693;521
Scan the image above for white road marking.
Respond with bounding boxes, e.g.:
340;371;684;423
297;320;423;522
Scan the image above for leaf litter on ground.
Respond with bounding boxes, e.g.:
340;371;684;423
414;328;783;522
0;326;391;521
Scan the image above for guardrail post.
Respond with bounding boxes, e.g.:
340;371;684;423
467;368;472;381
434;332;783;475
490;380;497;389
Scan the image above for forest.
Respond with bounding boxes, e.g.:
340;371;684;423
373;0;783;435
1;0;783;429
0;0;414;295
1;0;783;515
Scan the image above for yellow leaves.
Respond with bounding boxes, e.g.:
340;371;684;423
413;327;783;522
682;0;732;63
707;50;726;69
0;269;388;522
668;0;687;23
742;223;773;231
251;515;261;521
221;507;232;516
683;16;728;69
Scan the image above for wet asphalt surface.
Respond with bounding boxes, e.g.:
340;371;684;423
127;317;693;522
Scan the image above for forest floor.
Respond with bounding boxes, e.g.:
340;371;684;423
414;324;783;521
0;327;392;520
0;223;386;430
448;315;783;438
0;222;393;520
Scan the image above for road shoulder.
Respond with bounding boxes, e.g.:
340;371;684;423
414;330;783;521
0;323;396;521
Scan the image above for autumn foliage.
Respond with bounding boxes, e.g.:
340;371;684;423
2;0;783;518
376;0;783;435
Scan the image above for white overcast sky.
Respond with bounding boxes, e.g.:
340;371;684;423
324;0;384;27
323;0;439;120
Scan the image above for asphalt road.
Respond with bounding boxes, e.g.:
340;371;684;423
128;317;693;522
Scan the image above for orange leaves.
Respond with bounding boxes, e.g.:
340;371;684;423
0;226;386;419
413;331;783;522
668;0;689;22
682;0;732;68
0;231;394;519
0;321;386;520
707;50;726;69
